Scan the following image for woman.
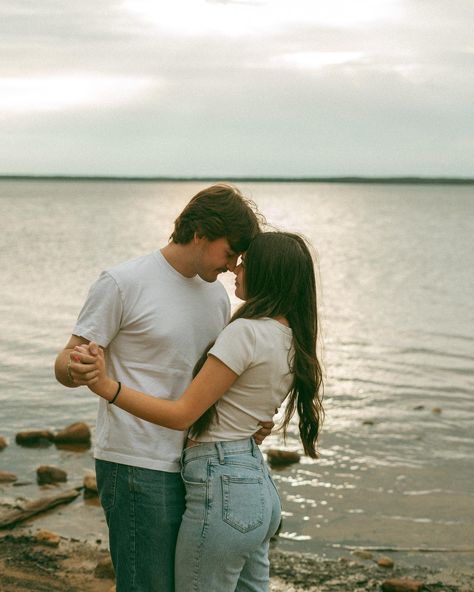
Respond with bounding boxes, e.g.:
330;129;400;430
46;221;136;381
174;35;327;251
76;231;324;592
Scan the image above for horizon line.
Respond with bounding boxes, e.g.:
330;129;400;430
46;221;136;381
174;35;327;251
1;174;473;185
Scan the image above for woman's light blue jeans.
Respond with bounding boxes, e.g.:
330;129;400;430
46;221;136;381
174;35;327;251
175;438;281;592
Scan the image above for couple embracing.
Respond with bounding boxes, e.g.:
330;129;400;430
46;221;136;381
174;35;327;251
55;184;324;592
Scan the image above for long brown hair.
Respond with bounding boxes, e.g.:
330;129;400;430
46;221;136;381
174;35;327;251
190;232;324;458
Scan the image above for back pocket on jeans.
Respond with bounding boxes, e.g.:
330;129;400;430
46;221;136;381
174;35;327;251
221;475;264;533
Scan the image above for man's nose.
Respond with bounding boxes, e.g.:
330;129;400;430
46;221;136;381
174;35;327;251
231;262;242;275
226;255;239;272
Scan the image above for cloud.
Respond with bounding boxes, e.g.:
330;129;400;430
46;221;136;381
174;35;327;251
0;76;157;113
0;0;472;175
123;0;401;36
267;51;365;71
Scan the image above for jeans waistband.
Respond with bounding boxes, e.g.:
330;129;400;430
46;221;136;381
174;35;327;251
181;438;261;464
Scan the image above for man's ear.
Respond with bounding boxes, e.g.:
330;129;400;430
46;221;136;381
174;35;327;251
194;227;206;244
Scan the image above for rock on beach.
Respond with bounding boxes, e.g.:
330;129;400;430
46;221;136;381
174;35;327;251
83;471;98;495
14;422;91;448
266;449;301;466
0;470;17;483
53;421;91;444
15;429;54;447
381;578;424;592
36;465;68;485
0;436;7;450
35;529;61;547
378;556;395;569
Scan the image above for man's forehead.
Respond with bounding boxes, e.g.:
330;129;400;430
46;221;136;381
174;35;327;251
222;237;240;255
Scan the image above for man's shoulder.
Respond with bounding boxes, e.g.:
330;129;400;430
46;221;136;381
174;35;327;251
105;251;159;282
207;278;229;297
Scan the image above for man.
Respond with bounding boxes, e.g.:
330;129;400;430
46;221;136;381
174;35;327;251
55;184;269;591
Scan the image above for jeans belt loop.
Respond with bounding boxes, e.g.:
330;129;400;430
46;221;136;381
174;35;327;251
215;442;225;464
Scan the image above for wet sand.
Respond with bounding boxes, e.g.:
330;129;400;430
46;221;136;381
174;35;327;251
1;528;474;592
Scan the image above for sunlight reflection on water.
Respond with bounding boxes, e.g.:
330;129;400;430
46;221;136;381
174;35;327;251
1;180;473;568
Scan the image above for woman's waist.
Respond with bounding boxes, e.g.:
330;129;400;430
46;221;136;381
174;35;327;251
182;437;263;463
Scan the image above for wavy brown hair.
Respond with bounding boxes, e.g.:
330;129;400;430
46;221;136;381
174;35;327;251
170;183;261;253
190;231;324;458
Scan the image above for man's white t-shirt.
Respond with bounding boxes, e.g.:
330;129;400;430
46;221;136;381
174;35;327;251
192;318;294;442
73;250;230;472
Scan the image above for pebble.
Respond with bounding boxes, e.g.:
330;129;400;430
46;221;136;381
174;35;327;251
53;421;91;444
36;465;68;484
0;471;18;483
15;430;54;447
0;436;7;450
84;471;98;495
266;449;301;466
35;529;61;547
94;555;115;579
377;556;395;569
362;420;375;425
336;557;357;566
432;407;442;414
381;578;424;592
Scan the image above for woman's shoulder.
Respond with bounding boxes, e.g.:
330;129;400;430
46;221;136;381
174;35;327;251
223;317;291;339
220;317;256;335
214;319;258;350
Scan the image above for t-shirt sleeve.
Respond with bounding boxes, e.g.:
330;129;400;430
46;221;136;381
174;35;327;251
72;271;123;347
208;319;255;375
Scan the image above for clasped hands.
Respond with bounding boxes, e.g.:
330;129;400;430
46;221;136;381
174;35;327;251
68;342;108;395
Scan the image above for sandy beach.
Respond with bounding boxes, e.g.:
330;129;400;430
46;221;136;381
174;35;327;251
1;516;474;592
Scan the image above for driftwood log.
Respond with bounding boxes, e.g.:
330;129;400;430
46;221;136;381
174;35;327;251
333;544;474;553
0;488;81;528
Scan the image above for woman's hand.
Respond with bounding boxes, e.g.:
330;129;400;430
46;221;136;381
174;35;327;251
72;342;117;401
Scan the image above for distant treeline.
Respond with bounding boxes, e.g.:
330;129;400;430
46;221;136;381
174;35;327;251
1;175;473;185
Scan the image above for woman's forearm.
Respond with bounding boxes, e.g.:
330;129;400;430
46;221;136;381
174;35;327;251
76;342;237;431
97;378;192;431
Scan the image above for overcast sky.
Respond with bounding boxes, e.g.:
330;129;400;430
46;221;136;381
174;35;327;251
1;0;473;177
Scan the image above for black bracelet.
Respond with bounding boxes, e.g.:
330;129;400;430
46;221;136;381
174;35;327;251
108;381;122;405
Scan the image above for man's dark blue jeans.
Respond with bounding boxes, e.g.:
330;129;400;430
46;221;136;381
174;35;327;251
96;459;185;592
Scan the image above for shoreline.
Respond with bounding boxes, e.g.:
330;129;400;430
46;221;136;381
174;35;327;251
2;427;473;590
1;528;474;592
1;174;474;185
2;435;474;590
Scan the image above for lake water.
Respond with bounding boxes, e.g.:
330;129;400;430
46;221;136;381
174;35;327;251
0;179;473;569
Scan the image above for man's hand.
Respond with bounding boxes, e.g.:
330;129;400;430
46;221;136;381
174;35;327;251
67;342;101;386
253;420;274;445
70;342;115;398
55;335;98;388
